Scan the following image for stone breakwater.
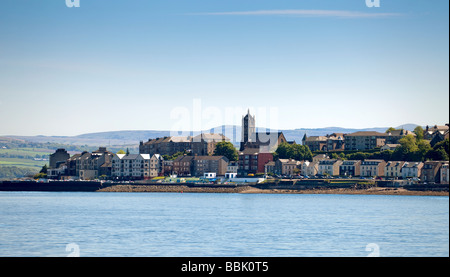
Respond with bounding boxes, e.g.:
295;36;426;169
98;184;449;196
1;181;448;196
98;184;253;193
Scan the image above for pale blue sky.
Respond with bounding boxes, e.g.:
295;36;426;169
0;0;448;136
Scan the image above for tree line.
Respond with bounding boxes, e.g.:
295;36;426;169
0;153;49;160
323;137;448;162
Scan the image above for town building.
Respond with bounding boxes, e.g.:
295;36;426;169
49;149;70;169
275;159;301;176
111;153;163;180
241;109;256;150
421;161;444;183
317;159;343;176
360;159;386;177
172;155;194;177
139;133;229;157
380;144;401;152
302;161;319;177
76;147;114;180
344;131;388;151
163;160;173;176
264;161;276;175
47;164;68;179
227;161;239;174
312;154;329;163
66;153;81;177
339;160;361;177
384;161;406;179
240;110;288;152
386;129;415;144
191;156;229;177
238;148;274;175
301;135;328;152
424;125;449;144
401;162;423;180
302;133;345;152
149;154;164;178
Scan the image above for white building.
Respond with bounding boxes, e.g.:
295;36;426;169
385;161;406;179
302;161;319;177
203;172;217;179
225;172;238;179
401;162;423;179
112;153;163;179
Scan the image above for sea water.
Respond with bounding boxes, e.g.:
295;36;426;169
0;192;448;257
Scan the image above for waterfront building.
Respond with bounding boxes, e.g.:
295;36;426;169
191;156;229;177
77;147;114;180
264;161;276;175
238;147;274;176
163;160;173;176
112;153;150;179
47;164;68;179
421;161;444;183
360;159;386;177
339;160;361;177
172;155;194;177
66;153;81;177
401;162;424;180
227;161;239;174
384;161;406;179
49;149;70;169
149;154;164;178
302;161;319;177
275;158;301;176
317;159;343;177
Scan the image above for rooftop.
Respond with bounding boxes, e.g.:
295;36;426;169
345;131;388;137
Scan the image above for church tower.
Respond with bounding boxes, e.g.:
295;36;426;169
241;109;256;150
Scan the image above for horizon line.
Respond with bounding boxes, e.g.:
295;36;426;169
2;123;433;138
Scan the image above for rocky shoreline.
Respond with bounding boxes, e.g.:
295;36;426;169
98;184;449;196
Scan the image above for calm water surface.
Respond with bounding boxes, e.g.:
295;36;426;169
0;192;448;257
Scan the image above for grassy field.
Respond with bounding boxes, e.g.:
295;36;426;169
0;147;51;171
0;158;47;170
0;147;53;157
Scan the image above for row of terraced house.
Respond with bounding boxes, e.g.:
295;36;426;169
47;147;231;180
263;155;449;184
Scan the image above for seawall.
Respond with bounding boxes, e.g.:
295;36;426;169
0;180;448;196
0;181;103;192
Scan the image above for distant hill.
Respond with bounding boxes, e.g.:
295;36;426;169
3;124;420;147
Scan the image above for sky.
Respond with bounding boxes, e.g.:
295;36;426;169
0;0;448;136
